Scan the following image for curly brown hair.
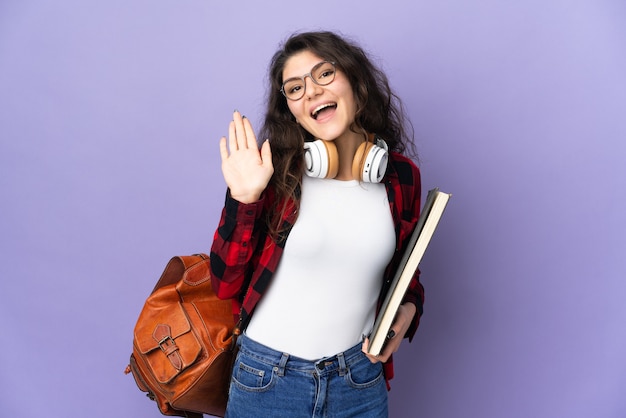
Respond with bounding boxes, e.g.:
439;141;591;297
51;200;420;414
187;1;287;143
259;31;416;240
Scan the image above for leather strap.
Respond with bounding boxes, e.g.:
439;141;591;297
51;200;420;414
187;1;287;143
152;324;183;371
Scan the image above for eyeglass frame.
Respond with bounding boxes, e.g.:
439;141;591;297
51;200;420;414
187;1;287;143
280;61;337;101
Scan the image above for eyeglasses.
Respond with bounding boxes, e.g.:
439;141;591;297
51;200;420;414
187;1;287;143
280;61;337;101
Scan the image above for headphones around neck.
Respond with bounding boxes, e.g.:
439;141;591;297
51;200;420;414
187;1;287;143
303;136;389;183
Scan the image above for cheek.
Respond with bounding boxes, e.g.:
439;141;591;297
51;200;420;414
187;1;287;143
287;102;303;121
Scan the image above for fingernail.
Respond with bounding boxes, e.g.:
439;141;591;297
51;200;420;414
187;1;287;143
386;330;396;340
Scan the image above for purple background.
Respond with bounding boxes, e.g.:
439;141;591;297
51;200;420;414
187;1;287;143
1;1;625;417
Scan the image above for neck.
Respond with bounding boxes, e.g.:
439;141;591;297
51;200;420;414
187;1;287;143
333;131;368;180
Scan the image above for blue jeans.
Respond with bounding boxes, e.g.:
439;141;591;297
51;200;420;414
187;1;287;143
225;334;388;418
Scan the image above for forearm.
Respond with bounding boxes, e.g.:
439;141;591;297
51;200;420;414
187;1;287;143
210;190;264;299
401;273;424;341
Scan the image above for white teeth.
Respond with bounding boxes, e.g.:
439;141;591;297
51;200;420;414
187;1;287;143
312;103;336;119
314;104;333;114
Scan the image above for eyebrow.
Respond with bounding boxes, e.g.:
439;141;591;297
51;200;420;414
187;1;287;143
282;61;327;81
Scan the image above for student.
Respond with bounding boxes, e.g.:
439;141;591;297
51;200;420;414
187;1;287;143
210;30;424;417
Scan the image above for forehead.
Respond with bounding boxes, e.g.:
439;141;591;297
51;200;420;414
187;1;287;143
282;50;325;80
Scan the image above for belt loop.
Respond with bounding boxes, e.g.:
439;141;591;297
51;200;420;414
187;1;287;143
337;352;347;376
276;353;289;377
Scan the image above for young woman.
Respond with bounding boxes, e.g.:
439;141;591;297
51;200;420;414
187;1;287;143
210;31;424;418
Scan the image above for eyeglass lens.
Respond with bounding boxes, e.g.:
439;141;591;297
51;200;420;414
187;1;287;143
282;61;336;100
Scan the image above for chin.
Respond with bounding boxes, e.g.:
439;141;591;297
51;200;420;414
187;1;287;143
312;127;349;142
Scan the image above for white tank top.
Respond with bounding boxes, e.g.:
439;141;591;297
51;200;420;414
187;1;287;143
246;175;396;359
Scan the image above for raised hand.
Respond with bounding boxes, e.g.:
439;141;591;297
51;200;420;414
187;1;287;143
219;111;274;203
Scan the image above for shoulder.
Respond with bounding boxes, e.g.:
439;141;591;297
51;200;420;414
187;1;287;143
386;152;421;215
387;152;421;186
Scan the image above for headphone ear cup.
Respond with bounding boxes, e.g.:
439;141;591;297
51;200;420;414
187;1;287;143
304;140;339;178
351;142;372;181
351;140;389;183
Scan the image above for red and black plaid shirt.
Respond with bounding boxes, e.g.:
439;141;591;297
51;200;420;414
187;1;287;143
210;152;424;385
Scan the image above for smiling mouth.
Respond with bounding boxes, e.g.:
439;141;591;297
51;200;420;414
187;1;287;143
311;103;337;120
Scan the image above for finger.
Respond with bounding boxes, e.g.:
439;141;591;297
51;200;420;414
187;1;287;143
242;116;258;150
260;139;272;167
379;331;403;362
219;136;229;161
232;111;247;149
361;337;382;364
361;336;369;353
228;120;237;152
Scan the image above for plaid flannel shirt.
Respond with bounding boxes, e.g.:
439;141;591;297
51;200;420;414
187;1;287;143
210;152;424;386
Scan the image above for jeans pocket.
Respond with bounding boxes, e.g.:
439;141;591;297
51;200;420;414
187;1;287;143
232;353;276;392
346;355;384;389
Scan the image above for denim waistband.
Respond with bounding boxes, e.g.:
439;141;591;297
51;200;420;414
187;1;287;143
237;334;365;376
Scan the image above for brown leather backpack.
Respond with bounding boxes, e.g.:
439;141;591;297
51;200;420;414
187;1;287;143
125;254;236;417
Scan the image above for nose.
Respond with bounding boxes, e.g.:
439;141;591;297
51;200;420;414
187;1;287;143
303;76;322;99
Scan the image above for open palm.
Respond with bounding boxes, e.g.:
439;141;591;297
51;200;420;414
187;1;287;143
219;111;273;203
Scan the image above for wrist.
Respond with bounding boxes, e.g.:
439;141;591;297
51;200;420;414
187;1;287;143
401;302;417;320
230;191;262;204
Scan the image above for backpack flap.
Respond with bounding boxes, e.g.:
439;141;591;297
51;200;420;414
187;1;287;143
134;291;201;384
